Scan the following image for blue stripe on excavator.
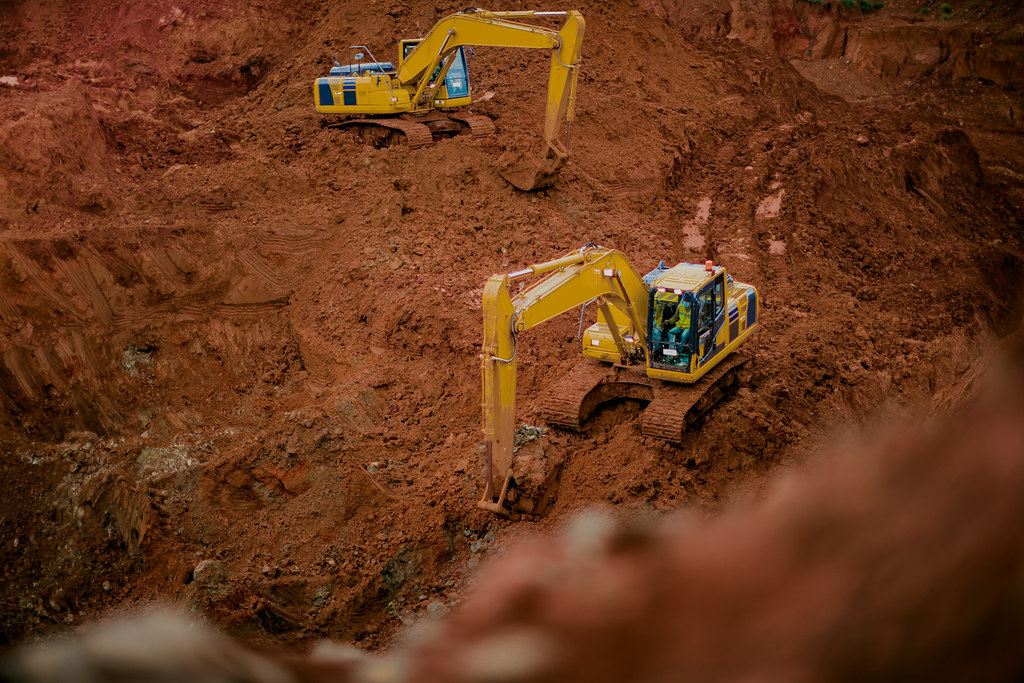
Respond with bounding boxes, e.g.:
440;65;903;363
317;80;334;106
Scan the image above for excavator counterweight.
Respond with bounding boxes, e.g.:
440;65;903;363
313;9;585;191
479;245;759;517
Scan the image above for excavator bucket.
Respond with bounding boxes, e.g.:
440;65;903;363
500;146;566;191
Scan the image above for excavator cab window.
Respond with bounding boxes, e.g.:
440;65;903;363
401;40;470;99
443;47;470;98
647;290;694;369
400;40;419;65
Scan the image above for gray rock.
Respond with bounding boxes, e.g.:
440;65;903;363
192;560;228;589
426;600;448;619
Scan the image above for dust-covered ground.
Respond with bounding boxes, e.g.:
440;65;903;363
1;0;1022;655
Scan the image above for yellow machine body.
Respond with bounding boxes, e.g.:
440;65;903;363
313;9;585;156
478;245;759;514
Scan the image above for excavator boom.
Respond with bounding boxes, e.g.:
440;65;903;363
479;246;651;513
396;10;584;154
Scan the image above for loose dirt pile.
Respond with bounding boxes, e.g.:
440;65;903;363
1;0;1022;654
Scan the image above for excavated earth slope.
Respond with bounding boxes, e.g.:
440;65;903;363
1;0;1022;651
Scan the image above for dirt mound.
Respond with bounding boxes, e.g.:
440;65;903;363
1;0;1023;654
0;82;117;213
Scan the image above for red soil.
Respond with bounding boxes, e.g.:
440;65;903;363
0;0;1022;657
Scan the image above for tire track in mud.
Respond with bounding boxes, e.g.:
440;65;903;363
2;242;86;320
50;249;115;326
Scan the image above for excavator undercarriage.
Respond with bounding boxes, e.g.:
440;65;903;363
540;354;752;441
492;355;753;518
328;111;496;150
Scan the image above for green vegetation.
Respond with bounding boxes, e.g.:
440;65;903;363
940;3;953;17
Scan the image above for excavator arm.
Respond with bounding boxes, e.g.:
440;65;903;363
399;9;585;189
479;246;650;515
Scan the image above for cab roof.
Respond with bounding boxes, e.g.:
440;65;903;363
650;262;723;293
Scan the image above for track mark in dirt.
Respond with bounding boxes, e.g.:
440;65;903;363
255;225;327;257
32;345;69;391
51;251;115;326
69;329;105;378
169;301;288;323
216;301;290;317
135;247;190;295
2;346;43;399
756;184;785;219
0;287;19;323
3;243;86;319
681;196;711;251
237;248;292;290
4;331;98;404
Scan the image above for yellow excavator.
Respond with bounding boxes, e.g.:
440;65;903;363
313;8;585;190
479;244;760;517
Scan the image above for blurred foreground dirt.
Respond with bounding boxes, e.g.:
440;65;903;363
6;325;1024;682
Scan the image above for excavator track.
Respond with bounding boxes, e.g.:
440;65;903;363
332;112;495;150
540;362;655;430
336;117;435;149
539;354;751;442
446;112;496;138
540;362;622;431
641;354;751;442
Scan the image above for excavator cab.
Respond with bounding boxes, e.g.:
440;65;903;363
648;290;695;369
399;41;472;104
